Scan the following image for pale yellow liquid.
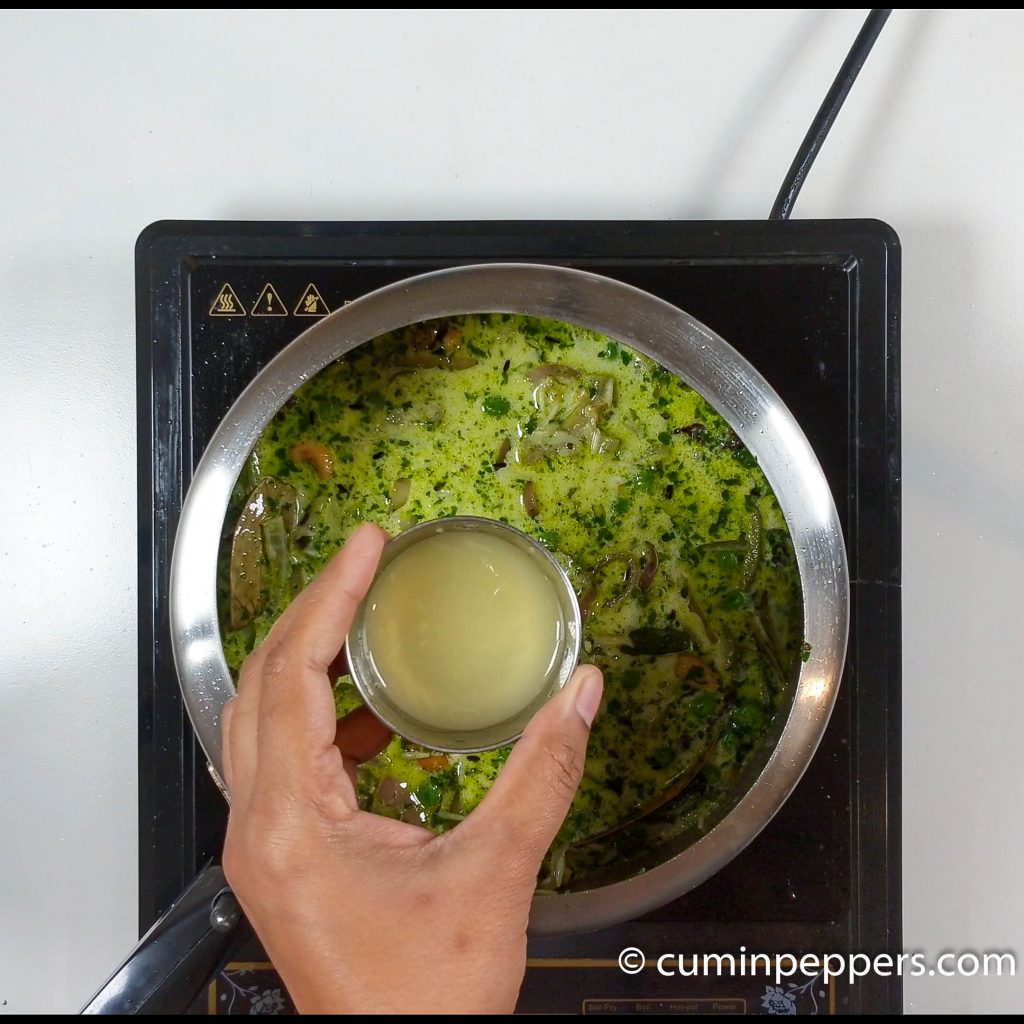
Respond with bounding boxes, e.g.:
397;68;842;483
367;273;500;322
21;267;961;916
365;531;563;731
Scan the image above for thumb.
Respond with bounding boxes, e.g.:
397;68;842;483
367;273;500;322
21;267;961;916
457;664;603;874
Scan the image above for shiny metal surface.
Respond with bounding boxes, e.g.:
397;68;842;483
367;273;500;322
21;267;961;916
346;516;582;754
170;262;848;935
209;890;241;934
80;865;241;1014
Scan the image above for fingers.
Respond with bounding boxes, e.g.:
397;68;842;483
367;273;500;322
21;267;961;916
221;648;269;811
263;523;389;672
254;524;388;805
334;706;393;787
221;697;236;792
455;664;603;873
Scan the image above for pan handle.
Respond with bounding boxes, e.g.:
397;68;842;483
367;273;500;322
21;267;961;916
81;863;246;1015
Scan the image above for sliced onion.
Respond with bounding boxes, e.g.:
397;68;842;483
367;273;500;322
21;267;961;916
591;374;615;410
521;480;540;518
389;477;411;510
593;552;638;608
637;541;659;590
436;811;466;823
681;578;717;643
578;579;598;622
519;429;579;464
522;369;618;462
531;379;560;413
525;363;580;382
561;399;597;434
550;844;568;888
703;539;746;553
609;559;638;607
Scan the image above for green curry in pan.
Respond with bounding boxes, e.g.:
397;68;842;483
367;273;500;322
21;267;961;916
219;314;805;890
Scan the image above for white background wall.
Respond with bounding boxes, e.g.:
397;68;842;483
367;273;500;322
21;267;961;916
0;9;1020;1014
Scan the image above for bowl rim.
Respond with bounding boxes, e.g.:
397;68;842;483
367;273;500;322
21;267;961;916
169;262;848;935
346;514;582;753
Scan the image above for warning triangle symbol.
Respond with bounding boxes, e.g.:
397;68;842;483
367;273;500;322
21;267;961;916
209;283;245;317
251;283;288;317
293;283;331;317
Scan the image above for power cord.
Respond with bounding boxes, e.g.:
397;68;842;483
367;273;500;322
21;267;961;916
770;9;892;220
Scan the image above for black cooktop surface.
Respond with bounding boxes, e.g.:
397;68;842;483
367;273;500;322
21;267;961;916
136;220;901;1014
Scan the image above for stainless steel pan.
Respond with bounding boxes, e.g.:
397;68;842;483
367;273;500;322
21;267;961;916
86;263;847;1009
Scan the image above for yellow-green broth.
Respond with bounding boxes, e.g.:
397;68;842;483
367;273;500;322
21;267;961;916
219;314;804;890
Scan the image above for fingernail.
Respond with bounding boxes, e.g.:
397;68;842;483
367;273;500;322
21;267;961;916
574;666;604;728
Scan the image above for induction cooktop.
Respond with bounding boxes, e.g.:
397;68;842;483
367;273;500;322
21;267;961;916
135;219;901;1015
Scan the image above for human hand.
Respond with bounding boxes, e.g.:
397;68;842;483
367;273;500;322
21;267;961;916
221;523;603;1014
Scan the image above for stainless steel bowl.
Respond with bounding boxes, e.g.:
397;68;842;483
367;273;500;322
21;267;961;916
170;263;848;935
346;515;582;754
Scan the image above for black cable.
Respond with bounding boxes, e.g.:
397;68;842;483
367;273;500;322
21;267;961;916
769;9;892;220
